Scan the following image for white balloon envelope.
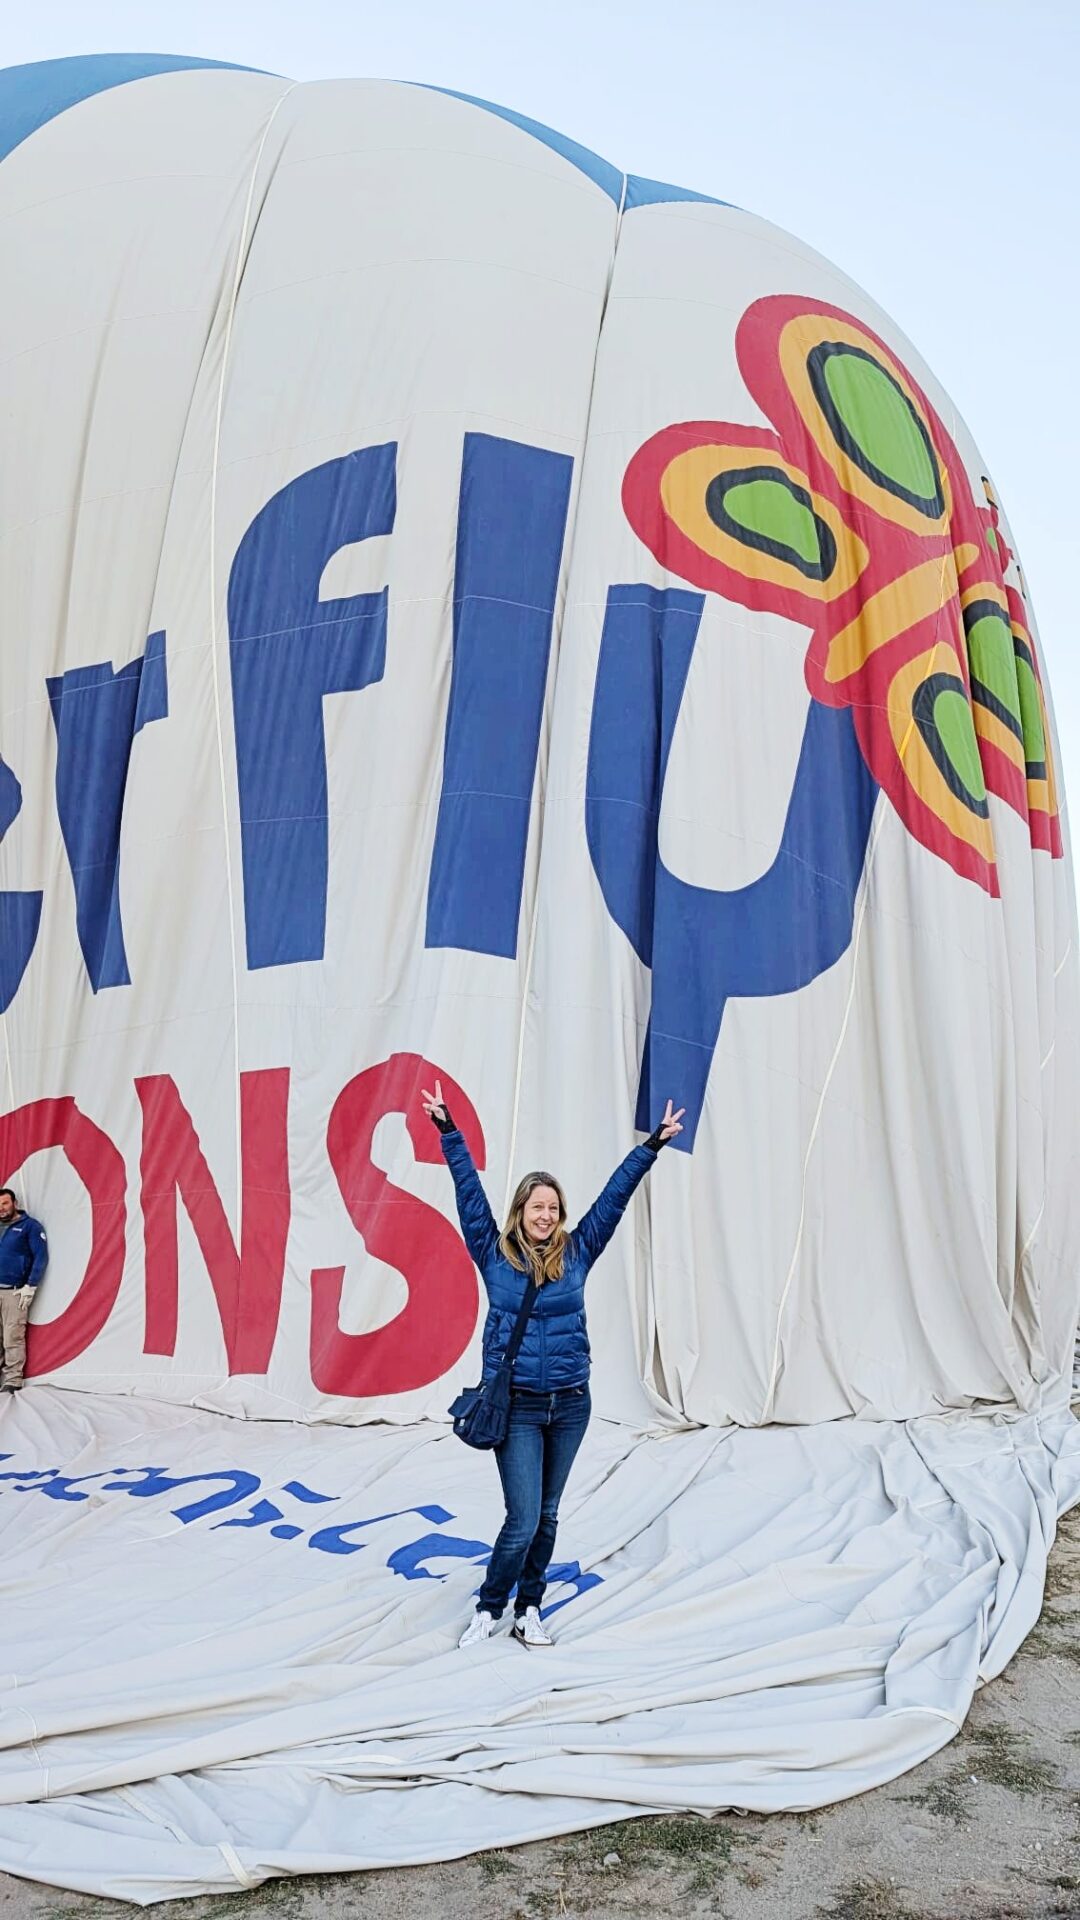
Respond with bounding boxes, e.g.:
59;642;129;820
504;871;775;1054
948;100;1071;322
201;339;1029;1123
0;55;1076;1901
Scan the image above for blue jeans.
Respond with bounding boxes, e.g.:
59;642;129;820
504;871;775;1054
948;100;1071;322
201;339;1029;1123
477;1384;591;1618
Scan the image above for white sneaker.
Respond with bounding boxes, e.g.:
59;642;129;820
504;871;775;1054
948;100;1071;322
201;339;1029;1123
457;1608;497;1647
512;1606;553;1649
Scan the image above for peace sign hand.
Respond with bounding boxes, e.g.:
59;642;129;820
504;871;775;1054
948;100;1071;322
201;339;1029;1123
641;1098;684;1152
421;1079;455;1133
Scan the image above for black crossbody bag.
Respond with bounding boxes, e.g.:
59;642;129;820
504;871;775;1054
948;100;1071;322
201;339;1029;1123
448;1279;539;1450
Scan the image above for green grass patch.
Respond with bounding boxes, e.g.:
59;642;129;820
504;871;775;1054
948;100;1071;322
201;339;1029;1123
551;1814;752;1896
963;1719;1057;1793
818;1878;916;1920
479;1849;518;1880
902;1772;969;1825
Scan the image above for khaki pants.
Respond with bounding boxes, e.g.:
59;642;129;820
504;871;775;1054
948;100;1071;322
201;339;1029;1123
0;1290;28;1388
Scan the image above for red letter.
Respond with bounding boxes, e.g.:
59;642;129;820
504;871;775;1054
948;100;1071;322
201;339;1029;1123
137;1070;290;1374
0;1097;127;1376
310;1052;484;1398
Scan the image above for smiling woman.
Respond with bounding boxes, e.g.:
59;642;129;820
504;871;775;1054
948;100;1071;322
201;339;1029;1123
422;1078;682;1645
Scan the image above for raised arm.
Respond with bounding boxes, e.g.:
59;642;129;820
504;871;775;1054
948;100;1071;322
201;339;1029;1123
573;1100;684;1269
422;1080;499;1270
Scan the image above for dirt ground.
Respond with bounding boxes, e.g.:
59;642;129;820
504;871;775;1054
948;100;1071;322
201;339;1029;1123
2;1508;1077;1920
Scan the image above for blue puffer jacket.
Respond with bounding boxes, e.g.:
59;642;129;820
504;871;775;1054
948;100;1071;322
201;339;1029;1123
0;1213;48;1290
441;1131;658;1391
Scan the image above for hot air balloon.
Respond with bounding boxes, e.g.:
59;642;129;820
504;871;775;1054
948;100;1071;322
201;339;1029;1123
0;53;1075;1900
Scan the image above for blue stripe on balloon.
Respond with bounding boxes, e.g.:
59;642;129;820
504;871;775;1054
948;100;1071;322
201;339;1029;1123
0;53;270;166
424;86;625;206
0;61;732;216
624;174;734;211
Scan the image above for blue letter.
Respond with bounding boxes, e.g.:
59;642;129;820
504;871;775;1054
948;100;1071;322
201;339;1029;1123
586;586;878;1150
425;433;573;958
101;1465;261;1522
47;629;168;991
308;1503;453;1557
228;445;397;969
0;761;43;1011
387;1531;491;1581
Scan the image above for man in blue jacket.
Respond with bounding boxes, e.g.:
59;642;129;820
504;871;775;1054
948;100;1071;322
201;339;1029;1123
0;1188;47;1391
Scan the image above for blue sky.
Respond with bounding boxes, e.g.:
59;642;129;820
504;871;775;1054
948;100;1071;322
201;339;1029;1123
6;0;1078;838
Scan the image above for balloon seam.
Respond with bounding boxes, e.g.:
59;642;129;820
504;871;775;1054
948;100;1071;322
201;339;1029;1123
501;168;629;1215
207;83;297;1209
759;589;956;1422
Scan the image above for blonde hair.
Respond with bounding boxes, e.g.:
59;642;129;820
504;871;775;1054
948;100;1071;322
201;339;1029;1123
499;1171;568;1286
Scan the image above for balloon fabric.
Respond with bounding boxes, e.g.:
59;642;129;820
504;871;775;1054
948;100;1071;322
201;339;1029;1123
0;54;1077;1903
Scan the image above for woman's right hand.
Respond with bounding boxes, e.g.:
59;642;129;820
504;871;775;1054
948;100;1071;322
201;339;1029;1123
421;1079;454;1131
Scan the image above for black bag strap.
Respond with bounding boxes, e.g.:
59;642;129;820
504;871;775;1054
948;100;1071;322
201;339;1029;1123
498;1278;539;1375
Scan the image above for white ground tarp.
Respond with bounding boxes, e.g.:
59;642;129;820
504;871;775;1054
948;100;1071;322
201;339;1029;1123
0;1388;1076;1902
1;55;1079;1902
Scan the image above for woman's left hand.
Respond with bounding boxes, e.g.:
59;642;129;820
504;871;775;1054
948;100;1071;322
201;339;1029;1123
657;1099;685;1142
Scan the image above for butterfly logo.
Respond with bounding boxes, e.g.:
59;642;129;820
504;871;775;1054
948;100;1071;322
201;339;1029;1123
622;295;1060;895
